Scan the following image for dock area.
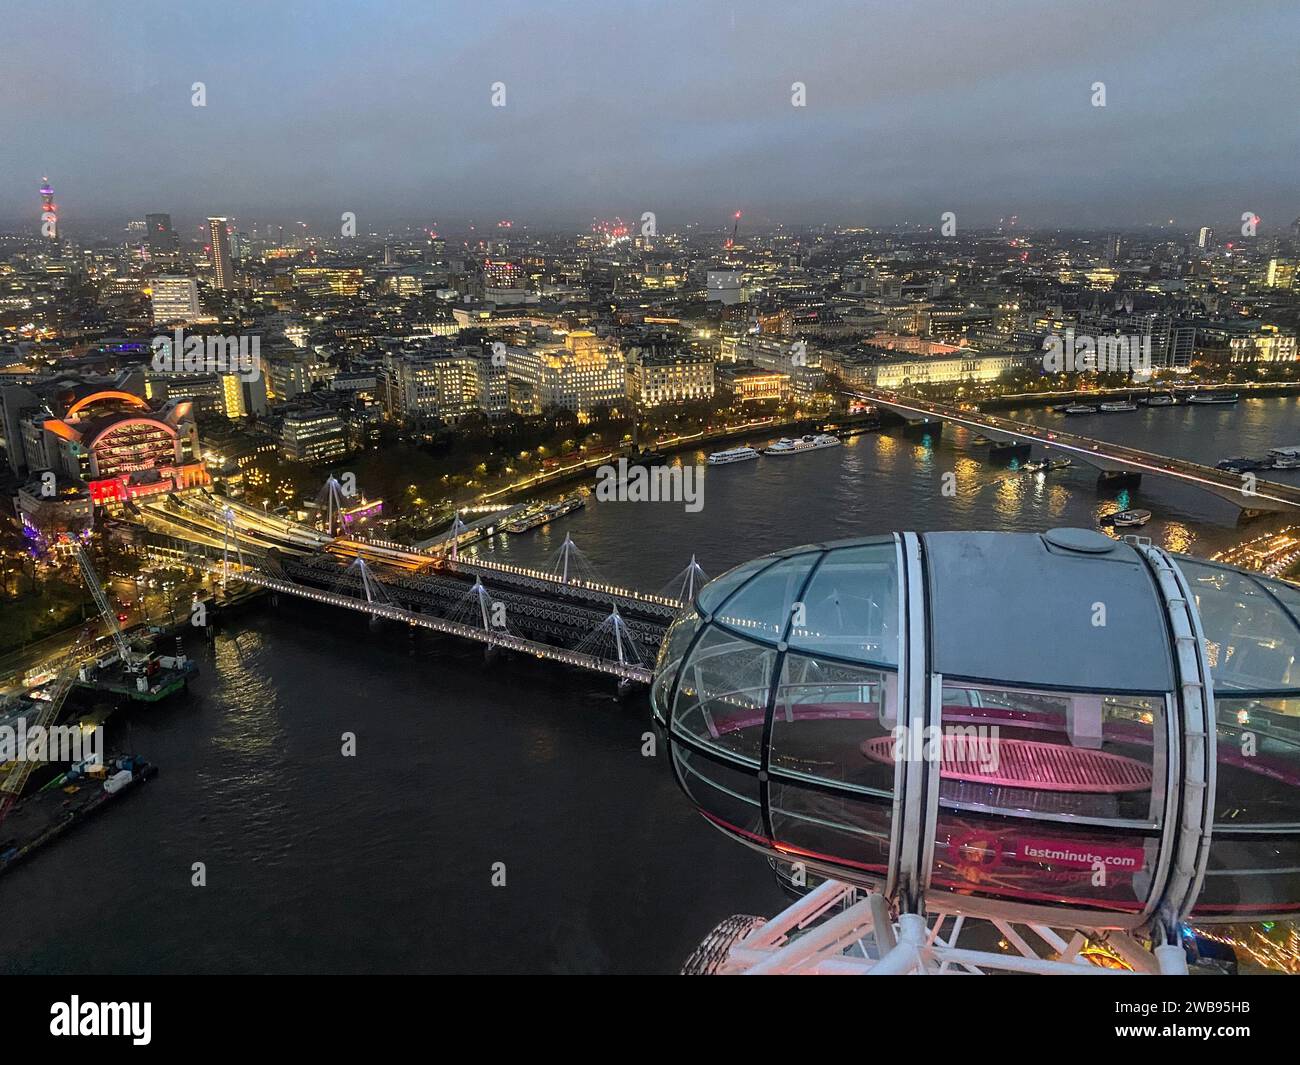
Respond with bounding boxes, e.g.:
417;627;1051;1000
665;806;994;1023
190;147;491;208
0;757;157;877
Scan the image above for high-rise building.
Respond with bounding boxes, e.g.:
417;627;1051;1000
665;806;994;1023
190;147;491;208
221;372;268;419
1267;258;1297;290
150;276;201;324
39;176;57;241
280;409;349;462
207;217;234;290
146;213;178;255
1197;226;1214;250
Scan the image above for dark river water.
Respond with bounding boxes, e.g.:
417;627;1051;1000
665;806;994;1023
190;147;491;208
4;395;1299;973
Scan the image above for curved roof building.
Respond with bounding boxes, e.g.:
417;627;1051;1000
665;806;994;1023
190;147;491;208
652;528;1300;935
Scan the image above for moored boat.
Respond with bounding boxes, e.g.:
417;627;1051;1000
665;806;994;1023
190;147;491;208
1102;508;1152;528
762;434;842;456
707;446;760;465
503;495;586;534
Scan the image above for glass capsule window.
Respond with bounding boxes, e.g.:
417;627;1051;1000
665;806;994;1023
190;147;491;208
1177;557;1300;918
655;533;1300;923
651;537;903;875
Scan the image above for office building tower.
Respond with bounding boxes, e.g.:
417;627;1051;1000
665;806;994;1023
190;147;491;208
150;276;201;324
207;216;234;290
146;213;179;254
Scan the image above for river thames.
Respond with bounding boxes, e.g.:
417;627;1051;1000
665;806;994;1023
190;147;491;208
3;395;1299;973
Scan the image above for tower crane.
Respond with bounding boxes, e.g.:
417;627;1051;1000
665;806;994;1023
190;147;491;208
71;541;140;675
724;211;741;250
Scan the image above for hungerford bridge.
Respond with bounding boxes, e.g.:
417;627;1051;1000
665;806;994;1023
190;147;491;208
127;488;704;686
852;387;1300;517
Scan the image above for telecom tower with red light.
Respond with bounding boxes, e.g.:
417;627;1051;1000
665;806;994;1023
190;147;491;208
40;176;57;240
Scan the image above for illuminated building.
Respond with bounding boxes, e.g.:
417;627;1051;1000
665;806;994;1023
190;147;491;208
207;217;233;290
39;176;56;241
1227;323;1298;365
1197;226;1214;250
1267;259;1297;290
280;408;349;462
717;363;789;403
535;331;627;417
826;347;1022;389
149;276;200;324
15;474;93;540
33;386;209;509
221;372;268;419
380;347;507;425
483;259;523;288
628;349;715;407
266;349;334;400
292;267;363;297
144;372;224;414
706;270;743;305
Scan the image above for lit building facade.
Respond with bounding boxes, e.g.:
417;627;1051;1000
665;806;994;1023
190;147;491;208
381;348;507;425
150;276;200;324
280;409;349;463
35;388;209;508
629;350;716;407
207;217;234;290
535;331;627;417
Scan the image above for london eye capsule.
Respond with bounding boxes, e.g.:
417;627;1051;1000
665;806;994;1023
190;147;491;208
652;528;1300;942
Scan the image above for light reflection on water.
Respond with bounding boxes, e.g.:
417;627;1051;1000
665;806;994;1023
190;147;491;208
468;401;1298;588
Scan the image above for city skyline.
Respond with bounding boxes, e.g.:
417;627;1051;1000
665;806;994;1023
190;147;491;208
3;0;1298;230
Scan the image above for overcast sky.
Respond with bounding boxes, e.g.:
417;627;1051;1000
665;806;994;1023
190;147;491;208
2;0;1298;234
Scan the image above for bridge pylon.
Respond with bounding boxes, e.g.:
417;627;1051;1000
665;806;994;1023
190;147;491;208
471;576;492;632
220;506;246;590
663;554;709;604
448;513;468;561
555;533;577;584
319;474;353;538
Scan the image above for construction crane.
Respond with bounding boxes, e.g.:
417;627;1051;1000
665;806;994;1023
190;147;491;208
724;210;741;250
71;541;138;674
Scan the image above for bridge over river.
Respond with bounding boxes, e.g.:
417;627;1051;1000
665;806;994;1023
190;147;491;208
851;388;1300;517
128;489;698;687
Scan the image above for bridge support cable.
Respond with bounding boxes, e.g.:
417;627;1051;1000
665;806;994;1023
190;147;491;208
549;533;604;586
661;554;709;604
317;474;351;538
220;506;247;590
175;543;654;683
329;557;394;607
72;543;135;667
573;604;649;669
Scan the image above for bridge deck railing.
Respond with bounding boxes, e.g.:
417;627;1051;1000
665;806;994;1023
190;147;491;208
198;562;651;684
